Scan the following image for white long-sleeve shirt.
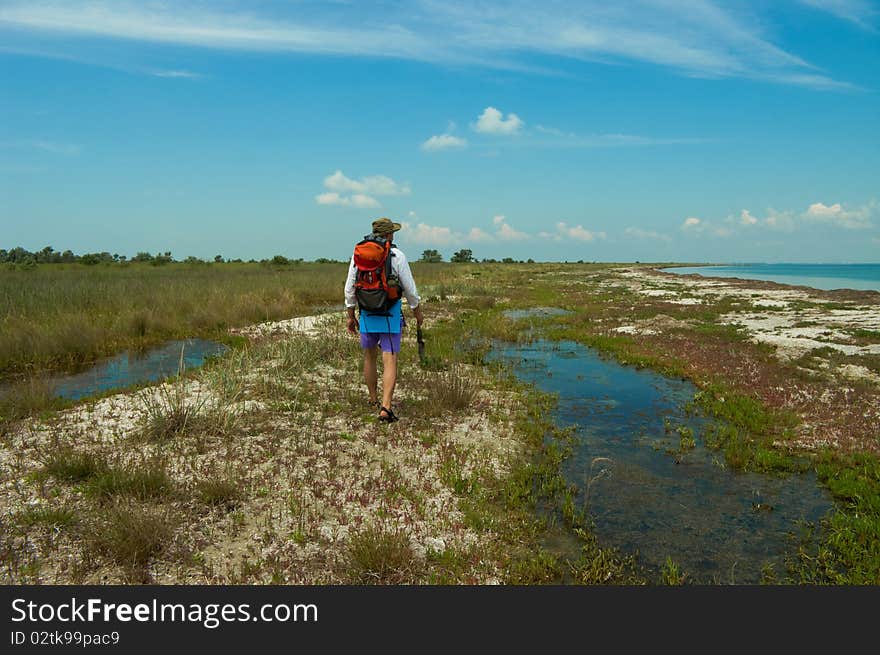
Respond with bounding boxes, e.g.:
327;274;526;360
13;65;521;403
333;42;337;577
344;245;421;309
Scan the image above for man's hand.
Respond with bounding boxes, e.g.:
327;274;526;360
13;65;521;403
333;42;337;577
346;308;358;335
413;305;424;327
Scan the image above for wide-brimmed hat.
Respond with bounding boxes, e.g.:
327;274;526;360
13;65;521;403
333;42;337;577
372;217;402;235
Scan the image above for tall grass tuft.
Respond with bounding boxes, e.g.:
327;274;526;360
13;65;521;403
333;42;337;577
40;447;107;483
196;477;242;509
423;367;477;413
89;502;173;581
344;526;420;584
0;377;64;431
85;461;174;500
138;382;238;442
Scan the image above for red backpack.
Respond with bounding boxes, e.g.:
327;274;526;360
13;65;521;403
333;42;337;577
353;235;401;313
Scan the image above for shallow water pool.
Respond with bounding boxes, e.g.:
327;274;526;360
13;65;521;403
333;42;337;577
490;339;834;583
23;339;228;402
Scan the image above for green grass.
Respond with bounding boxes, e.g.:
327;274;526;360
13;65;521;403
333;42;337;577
15;506;78;530
344;525;421;584
85;462;174;500
692;384;806;474
0;260;475;377
196;477;243;509
787;452;880;584
40;447;107;483
88;502;174;581
138;381;239;443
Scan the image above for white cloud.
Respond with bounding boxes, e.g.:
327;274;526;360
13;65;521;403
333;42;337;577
493;214;506;225
679;200;876;238
804;201;874;229
625;227;671;242
740;209;758;225
323;170;410;196
542;222;605;242
317;170;409;208
467;227;494;242
806;202;844;218
421;134;468;151
403;222;457;246
350;194;381;209
315;192;380;208
474;107;523;135
497;222;529;240
764;208;796;232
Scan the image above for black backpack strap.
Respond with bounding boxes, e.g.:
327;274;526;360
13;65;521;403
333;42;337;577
385;244;394;278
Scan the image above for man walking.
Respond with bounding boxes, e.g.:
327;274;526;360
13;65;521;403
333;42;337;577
345;217;423;422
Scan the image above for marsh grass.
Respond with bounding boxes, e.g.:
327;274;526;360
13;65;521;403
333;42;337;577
275;325;361;372
659;556;688;585
85;461;174;501
0;377;68;434
693;384;805;473
567;528;645;585
196;477;243;509
788;451;880;584
424;366;477;413
15;506;78;530
138;381;239;443
344;525;421;584
40;447;107;483
89;501;174;581
0;262;363;376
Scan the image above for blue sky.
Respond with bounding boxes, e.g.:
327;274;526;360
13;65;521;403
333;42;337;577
1;0;878;262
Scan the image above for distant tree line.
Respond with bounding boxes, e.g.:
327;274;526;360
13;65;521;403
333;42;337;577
0;246;348;267
419;248;537;264
3;245;566;268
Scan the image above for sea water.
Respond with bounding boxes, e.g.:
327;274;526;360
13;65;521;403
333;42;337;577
661;263;880;292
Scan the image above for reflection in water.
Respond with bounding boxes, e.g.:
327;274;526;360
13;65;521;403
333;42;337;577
46;339;228;401
490;339;833;583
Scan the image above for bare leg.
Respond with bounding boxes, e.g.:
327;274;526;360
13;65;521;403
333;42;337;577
364;347;379;404
381;350;398;412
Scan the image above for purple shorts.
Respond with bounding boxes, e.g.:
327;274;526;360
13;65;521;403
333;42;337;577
360;331;402;353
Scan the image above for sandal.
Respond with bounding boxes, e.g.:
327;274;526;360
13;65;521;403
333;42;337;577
378;406;399;423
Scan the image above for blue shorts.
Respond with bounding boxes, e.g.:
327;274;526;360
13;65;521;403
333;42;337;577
360;331;402;353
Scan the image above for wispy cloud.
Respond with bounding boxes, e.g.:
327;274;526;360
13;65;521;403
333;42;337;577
0;0;857;89
527;130;711;148
625;227;672;242
150;69;202;79
798;0;877;31
0;139;81;155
